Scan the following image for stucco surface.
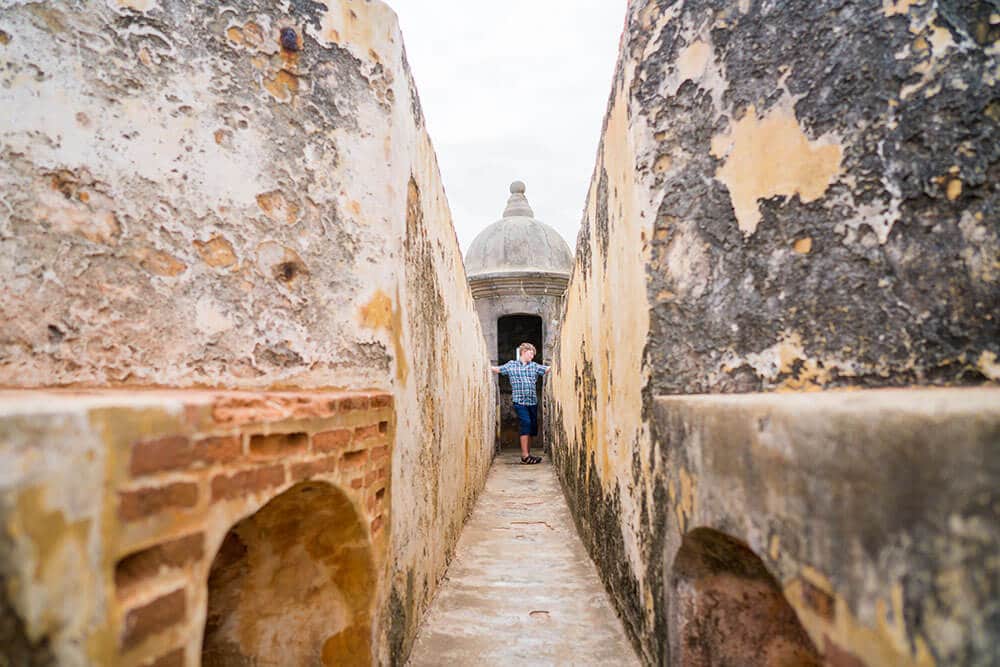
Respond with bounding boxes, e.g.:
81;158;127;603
0;0;458;394
0;2;494;665
631;0;999;393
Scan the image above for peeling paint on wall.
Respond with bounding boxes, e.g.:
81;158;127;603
712;102;843;236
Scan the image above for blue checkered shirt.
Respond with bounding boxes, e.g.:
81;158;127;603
498;360;549;406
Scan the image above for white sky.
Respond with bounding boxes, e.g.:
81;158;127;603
388;1;628;255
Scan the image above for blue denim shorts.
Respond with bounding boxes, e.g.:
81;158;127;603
513;403;538;436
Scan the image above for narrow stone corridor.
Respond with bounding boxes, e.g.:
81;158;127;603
407;451;638;666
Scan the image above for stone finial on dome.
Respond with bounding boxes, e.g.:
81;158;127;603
503;180;534;218
464;180;574;278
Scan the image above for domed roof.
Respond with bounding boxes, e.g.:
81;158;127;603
465;181;573;279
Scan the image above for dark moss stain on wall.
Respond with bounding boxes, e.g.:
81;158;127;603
902;485;1000;666
0;576;56;666
594;168;611;268
387;569;415;666
635;0;999;395
547;335;671;664
403;176;448;515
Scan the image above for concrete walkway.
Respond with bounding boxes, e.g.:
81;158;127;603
407;450;639;666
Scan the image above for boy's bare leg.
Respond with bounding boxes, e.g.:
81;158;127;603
520;435;530;458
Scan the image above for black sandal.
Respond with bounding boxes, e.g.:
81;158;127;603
520;455;542;464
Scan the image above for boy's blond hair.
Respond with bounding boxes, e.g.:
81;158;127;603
518;342;536;355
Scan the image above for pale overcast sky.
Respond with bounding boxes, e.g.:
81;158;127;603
389;1;627;255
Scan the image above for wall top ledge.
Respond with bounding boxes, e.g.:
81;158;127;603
654;386;1000;416
0;388;392;419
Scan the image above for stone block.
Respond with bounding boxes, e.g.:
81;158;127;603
192;436;242;465
339;396;370;411
116;533;205;594
121;589;186;649
354;424;381;442
130;436;192;477
248;432;307;459
211;396;285;426
341;450;368;468
369;393;393;408
119;483;198;521
313;429;352;453
290;455;339;482
211;466;285;501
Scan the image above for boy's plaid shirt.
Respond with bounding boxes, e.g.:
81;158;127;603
498;360;549;405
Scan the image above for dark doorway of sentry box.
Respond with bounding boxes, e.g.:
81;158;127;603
497;314;544;452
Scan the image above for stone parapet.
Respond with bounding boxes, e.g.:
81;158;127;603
551;387;1000;665
0;389;393;666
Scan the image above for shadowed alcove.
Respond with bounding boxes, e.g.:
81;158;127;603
202;481;375;666
668;527;820;667
497;314;544;450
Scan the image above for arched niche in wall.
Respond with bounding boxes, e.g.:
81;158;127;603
668;527;820;666
201;481;375;666
496;313;545;450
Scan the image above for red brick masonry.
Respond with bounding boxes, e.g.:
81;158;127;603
108;389;393;663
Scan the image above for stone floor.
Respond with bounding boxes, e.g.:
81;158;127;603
407;450;639;666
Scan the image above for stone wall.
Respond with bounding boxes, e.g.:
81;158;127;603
0;1;494;664
547;1;999;665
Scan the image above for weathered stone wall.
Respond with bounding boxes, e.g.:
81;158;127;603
547;1;999;665
0;2;494;665
1;0;434;392
640;0;999;394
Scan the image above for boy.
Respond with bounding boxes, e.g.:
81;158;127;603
491;342;551;464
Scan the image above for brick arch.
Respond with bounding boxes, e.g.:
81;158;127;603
202;480;374;666
110;390;392;666
668;527;820;667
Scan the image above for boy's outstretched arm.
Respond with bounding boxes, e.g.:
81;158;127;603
490;365;501;374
